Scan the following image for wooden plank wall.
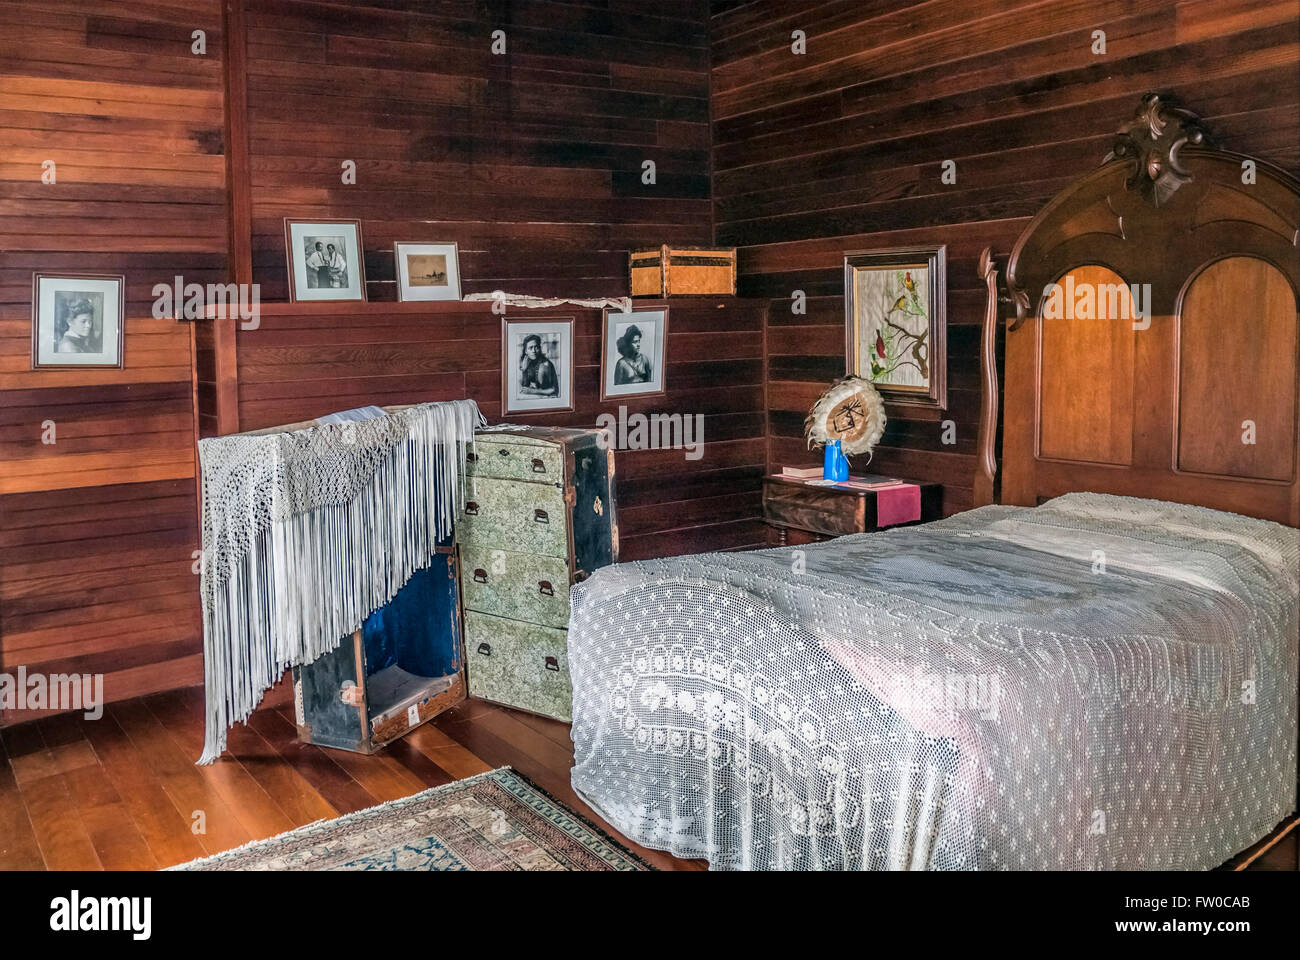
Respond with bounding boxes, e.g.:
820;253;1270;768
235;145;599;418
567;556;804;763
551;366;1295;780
710;0;1300;516
240;0;715;300
0;1;229;722
225;0;767;557
235;298;769;559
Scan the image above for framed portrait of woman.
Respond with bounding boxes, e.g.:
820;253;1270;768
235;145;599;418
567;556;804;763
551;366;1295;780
600;306;667;401
502;317;574;414
31;273;125;369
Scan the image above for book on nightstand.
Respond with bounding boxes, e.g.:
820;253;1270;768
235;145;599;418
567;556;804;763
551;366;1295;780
780;466;823;479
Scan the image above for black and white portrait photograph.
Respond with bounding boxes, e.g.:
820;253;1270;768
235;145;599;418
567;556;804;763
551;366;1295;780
284;219;366;301
395;242;461;301
502;317;573;414
601;306;667;400
31;273;124;369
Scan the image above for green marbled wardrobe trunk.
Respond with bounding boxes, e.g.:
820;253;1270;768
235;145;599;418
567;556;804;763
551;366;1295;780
459;426;618;721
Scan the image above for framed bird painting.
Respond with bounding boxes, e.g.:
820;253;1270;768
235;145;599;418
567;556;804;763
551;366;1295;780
844;245;947;409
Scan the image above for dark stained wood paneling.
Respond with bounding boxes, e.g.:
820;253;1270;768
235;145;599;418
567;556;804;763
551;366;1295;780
0;2;226;722
0;479;202;711
234;296;768;557
222;0;755;555
711;0;1300;512
242;0;714;301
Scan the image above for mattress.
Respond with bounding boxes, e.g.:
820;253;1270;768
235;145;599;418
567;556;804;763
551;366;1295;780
567;493;1299;869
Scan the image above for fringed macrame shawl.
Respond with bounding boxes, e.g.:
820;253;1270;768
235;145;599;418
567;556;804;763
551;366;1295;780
196;399;485;764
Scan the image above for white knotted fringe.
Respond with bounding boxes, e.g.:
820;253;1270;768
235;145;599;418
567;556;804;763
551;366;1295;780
196;399;484;764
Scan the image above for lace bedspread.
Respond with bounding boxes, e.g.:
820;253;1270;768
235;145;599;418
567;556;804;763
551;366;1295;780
568;493;1299;869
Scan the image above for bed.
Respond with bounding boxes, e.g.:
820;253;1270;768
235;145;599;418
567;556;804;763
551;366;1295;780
567;95;1300;870
569;493;1297;869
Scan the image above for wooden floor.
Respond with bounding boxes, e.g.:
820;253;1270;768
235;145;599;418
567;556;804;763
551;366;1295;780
0;687;1294;871
0;687;703;871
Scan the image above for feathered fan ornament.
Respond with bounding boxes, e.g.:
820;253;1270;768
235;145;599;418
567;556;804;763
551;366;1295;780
804;375;887;459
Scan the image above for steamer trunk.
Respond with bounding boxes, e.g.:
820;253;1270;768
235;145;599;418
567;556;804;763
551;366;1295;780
459;427;618;721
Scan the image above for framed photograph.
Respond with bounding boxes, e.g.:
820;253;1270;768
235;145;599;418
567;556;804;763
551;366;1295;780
31;273;125;369
601;306;668;401
502;317;574;415
844;245;947;408
284;219;366;302
394;242;461;302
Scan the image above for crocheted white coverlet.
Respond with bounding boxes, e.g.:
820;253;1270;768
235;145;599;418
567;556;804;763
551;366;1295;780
568;493;1299;869
196;399;484;764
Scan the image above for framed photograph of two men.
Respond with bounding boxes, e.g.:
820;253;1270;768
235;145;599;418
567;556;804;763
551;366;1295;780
284;218;367;302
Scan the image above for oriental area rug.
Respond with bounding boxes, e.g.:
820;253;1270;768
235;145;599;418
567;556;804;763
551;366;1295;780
171;768;654;871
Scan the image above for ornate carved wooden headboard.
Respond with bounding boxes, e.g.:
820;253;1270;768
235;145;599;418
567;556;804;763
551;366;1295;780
975;95;1300;527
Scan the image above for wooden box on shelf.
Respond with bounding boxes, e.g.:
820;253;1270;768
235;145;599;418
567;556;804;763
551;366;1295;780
630;245;737;297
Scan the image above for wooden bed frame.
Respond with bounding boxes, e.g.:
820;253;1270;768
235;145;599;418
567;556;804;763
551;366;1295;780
973;94;1300;869
974;94;1300;528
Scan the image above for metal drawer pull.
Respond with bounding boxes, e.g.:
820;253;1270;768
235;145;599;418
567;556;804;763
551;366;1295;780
531;457;546;473
538;580;553;596
498;448;511;457
477;642;491;656
473;568;488;583
466;451;478;462
465;501;479;515
534;508;549;523
544;656;560;672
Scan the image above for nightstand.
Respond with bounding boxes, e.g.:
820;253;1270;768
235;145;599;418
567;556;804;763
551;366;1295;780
762;474;943;545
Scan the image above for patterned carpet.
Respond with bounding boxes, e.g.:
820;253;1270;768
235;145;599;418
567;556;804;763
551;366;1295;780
171;767;654;871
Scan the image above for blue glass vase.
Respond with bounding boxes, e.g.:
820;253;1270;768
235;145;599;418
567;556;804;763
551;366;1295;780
823;439;849;481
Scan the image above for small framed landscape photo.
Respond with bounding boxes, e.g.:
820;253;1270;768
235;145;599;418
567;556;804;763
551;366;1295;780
395;242;461;301
502;317;574;415
601;306;668;401
284;218;366;302
31;273;125;369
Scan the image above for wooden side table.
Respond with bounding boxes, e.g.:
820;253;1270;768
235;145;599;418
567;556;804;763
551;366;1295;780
761;475;943;545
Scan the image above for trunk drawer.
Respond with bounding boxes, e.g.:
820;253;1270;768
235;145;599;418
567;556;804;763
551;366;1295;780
460;475;568;557
466;439;564;484
460;544;571;628
464;611;571;721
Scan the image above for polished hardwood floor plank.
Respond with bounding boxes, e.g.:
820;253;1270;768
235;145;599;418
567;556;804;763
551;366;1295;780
73;707;207;869
217;720;339;828
262;704;429;805
397;720;494;781
380;738;458;790
144;689;297;847
105;699;255;856
59;760;158;870
0;723;101;869
244;707;382;816
0;729;45;869
34;714;156;869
